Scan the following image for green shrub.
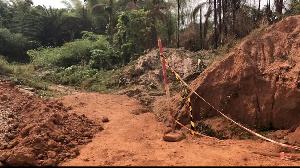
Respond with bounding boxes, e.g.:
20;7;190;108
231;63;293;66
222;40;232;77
89;47;121;70
46;65;98;86
0;56;12;74
28;31;116;69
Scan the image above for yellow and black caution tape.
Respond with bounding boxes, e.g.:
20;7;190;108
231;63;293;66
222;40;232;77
188;97;195;135
165;57;195;135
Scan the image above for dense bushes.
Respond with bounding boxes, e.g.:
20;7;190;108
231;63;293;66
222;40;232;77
0;28;36;62
28;31;119;69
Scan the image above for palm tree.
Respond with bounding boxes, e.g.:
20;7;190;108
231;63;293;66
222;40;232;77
90;0;116;42
192;2;206;49
203;3;212;49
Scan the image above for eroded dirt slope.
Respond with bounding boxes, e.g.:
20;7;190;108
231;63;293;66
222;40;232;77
189;15;300;135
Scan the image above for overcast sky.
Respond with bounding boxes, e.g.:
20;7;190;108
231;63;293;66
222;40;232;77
31;0;275;9
31;0;67;9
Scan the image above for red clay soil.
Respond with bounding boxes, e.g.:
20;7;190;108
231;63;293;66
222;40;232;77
0;82;299;166
0;82;101;166
59;92;300;166
189;15;300;134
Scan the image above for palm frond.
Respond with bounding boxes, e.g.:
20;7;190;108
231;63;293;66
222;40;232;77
192;2;206;20
91;3;107;14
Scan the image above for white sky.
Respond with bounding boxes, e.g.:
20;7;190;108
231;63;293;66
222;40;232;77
31;0;71;9
32;0;275;9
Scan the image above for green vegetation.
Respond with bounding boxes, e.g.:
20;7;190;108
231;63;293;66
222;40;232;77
0;0;298;97
0;56;12;75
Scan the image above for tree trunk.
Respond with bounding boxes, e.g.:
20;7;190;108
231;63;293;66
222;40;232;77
258;0;261;20
177;0;180;48
218;0;222;46
214;0;217;49
232;0;237;39
223;0;228;37
204;5;212;49
200;8;203;49
275;0;283;14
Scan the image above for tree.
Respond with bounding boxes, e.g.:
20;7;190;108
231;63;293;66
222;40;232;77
9;0;44;41
213;0;217;48
143;0;168;49
192;2;206;49
285;0;300;16
177;0;180;48
203;2;212;49
275;0;284;14
38;6;65;46
90;0;116;42
113;9;150;64
257;0;261;19
0;0;12;28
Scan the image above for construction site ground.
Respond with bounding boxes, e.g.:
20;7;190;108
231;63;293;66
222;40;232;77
0;82;298;166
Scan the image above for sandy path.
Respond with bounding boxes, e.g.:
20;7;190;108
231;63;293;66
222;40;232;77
58;93;299;166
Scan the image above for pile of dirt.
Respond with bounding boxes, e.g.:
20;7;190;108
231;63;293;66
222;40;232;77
118;48;208;116
186;15;300;143
0;82;102;166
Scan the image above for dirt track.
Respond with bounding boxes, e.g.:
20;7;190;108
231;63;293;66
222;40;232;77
58;92;299;166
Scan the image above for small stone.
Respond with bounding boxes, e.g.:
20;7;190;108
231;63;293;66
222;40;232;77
36;160;44;165
56;135;65;142
47;151;56;158
73;148;80;155
0;95;8;101
42;159;56;167
83;132;92;138
20;124;35;138
99;126;104;131
0;144;7;150
65;137;72;143
70;153;76;158
65;153;71;157
164;127;173;134
5;133;15;140
163;131;186;142
37;154;43;159
102;116;109;123
7;114;14;118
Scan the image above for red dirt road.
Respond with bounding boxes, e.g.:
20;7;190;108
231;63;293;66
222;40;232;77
58;92;299;166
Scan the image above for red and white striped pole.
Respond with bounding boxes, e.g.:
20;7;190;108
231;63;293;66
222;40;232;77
158;38;175;133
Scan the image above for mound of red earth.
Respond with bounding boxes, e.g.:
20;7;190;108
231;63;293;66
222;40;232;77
0;82;102;166
188;15;300;143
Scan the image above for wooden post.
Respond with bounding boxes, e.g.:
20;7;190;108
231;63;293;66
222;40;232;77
158;38;175;133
